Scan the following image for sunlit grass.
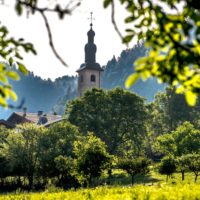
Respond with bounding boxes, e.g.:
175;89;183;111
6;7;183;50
1;183;200;200
1;170;200;199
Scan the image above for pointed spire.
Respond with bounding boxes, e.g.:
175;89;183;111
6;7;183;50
77;12;103;72
88;12;95;29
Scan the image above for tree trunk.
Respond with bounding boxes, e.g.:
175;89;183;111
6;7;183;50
28;175;33;190
195;174;198;183
17;176;22;187
131;175;135;185
181;171;185;181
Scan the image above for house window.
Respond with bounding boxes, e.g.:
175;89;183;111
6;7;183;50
91;75;96;82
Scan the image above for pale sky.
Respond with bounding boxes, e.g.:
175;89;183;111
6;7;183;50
0;0;130;80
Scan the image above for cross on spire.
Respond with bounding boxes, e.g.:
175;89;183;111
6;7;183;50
88;12;95;28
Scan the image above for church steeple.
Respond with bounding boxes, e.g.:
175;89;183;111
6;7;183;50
76;12;104;97
77;12;103;72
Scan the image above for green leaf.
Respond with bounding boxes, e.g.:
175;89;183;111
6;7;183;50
9;57;14;66
104;0;112;8
0;63;5;71
8;89;17;101
125;73;139;89
185;90;197;106
15;2;23;16
123;35;134;43
6;71;20;80
17;62;28;75
125;16;135;23
0;74;7;83
0;96;7;107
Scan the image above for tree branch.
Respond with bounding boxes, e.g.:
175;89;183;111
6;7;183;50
40;11;68;67
16;0;82;67
111;0;123;40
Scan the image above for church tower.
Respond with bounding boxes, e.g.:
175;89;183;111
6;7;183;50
76;13;104;97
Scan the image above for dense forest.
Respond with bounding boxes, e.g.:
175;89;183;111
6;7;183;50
102;42;164;99
0;43;164;119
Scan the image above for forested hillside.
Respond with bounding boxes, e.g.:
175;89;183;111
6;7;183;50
102;42;164;99
0;43;165;119
0;73;77;119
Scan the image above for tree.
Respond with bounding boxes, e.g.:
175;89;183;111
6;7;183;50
37;121;81;179
54;155;78;188
155;122;200;157
4;123;47;189
118;157;150;185
0;126;10;185
159;156;176;182
185;154;200;182
176;155;189;181
67;88;147;155
176;154;190;181
73;133;111;186
0;125;9;148
104;0;200;105
153;87;200;132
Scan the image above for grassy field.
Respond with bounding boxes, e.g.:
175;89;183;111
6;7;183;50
1;171;200;200
0;183;200;200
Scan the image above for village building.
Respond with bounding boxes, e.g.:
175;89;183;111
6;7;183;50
0;110;63;128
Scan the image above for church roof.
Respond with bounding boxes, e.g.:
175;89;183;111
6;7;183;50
7;112;31;126
76;63;103;72
0;119;15;128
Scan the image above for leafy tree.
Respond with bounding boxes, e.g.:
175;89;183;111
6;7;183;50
154;133;175;156
104;0;200;105
141;87;200;159
153;87;200;132
67;88;147;155
4;123;47;189
159;156;176;182
54;155;78;187
118;157;150;185
37;121;81;179
0;126;10;184
73;133;111;186
0;155;10;185
0;125;9;148
176;155;189;181
185;154;200;182
155;122;200;156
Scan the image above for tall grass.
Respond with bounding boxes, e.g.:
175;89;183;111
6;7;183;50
1;183;200;200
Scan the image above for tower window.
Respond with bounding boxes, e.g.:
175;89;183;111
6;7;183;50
80;75;83;82
91;74;96;82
